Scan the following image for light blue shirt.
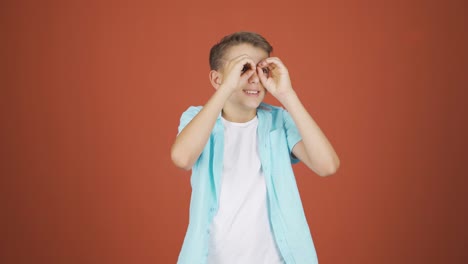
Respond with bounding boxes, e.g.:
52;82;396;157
177;103;318;264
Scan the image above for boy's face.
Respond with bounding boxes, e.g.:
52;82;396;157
219;43;269;111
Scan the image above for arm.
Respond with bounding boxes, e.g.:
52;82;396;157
283;93;340;176
171;55;257;170
171;88;230;170
257;58;340;177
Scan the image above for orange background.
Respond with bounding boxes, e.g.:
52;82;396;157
2;0;467;263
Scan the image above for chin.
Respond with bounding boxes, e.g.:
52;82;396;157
230;93;265;111
244;100;263;110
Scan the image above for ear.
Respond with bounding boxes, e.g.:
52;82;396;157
209;70;222;90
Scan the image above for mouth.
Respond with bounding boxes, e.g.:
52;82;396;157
243;90;260;96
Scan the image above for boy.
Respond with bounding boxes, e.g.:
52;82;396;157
171;31;340;264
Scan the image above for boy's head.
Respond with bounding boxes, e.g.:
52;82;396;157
209;31;273;71
209;32;273;117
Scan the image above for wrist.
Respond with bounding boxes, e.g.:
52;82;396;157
275;88;297;105
277;90;298;107
214;84;237;103
219;83;237;94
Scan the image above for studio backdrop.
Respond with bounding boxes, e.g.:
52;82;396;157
2;1;467;263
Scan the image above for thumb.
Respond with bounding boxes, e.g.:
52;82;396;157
241;67;256;81
257;67;268;85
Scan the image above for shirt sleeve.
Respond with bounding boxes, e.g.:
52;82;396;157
282;109;302;164
178;106;202;134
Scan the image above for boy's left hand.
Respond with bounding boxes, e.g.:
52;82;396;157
257;57;296;102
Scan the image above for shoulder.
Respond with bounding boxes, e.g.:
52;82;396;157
182;105;203;114
258;102;284;114
258;102;290;121
179;105;203;119
177;106;203;130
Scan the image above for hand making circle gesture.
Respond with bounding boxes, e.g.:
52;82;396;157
257;57;295;101
220;54;257;93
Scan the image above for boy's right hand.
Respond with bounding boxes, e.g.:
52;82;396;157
219;54;256;93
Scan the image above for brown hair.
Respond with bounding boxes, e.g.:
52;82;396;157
209;31;273;71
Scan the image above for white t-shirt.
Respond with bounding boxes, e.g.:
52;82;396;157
207;116;284;264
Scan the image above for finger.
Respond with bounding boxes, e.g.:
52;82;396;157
263;58;289;76
225;54;252;71
264;57;283;64
225;58;256;81
257;66;268;85
232;54;254;66
258;61;275;74
259;57;284;69
240;63;256;80
238;59;256;76
257;59;269;68
241;58;256;69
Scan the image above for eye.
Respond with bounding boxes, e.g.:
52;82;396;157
262;68;270;74
241;64;250;73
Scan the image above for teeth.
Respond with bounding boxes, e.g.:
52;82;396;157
245;90;259;94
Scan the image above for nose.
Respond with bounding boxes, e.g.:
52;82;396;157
248;71;260;84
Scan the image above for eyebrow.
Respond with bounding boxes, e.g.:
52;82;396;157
219;58;267;66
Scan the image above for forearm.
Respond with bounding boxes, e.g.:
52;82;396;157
171;86;232;170
280;92;340;174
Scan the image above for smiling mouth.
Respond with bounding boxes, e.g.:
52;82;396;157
243;90;260;95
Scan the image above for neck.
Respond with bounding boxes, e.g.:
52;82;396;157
222;105;257;123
